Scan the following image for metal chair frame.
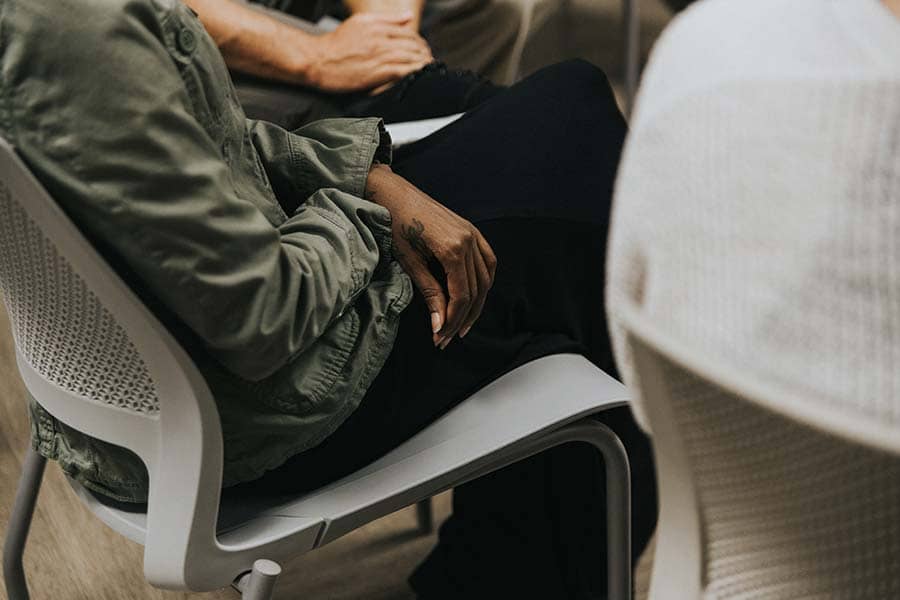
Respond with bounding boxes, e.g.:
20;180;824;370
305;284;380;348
622;0;640;113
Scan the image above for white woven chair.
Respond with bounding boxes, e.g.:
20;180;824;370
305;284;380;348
0;134;635;599
617;302;900;599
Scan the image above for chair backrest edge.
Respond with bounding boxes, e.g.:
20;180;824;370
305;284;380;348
0;137;228;588
617;302;900;457
624;324;704;600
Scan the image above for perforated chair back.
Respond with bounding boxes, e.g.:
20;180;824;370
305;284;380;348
0;137;233;589
0;166;162;420
618;304;900;599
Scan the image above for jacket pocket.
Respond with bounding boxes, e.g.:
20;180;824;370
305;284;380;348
257;304;362;416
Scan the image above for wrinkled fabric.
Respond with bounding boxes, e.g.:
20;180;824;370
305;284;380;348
2;0;411;501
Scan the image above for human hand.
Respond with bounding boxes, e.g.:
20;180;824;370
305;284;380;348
365;164;497;348
306;13;433;93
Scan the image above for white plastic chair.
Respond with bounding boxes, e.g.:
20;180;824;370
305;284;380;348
0;134;635;599
617;302;900;599
385;114;462;147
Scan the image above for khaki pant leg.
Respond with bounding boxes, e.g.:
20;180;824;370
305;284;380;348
425;0;560;84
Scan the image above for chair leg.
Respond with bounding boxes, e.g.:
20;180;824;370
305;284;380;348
240;559;281;600
590;423;632;600
622;0;641;115
415;499;434;535
3;447;47;600
449;420;633;599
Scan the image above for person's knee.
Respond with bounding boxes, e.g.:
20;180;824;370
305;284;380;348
528;59;619;113
550;59;613;93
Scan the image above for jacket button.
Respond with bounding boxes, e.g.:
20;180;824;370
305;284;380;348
177;28;197;54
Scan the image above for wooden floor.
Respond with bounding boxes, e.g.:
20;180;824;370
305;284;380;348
0;2;668;598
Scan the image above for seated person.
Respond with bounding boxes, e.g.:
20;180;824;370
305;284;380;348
185;0;545;128
4;0;655;597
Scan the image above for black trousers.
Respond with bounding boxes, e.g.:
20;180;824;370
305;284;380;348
234;60;658;599
233;61;502;129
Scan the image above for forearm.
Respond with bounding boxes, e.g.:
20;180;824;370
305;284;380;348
344;0;425;29
184;0;320;85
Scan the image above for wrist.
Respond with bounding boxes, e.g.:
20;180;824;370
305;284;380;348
365;163;394;204
287;33;322;86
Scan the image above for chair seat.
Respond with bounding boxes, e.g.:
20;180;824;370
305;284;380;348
70;354;628;552
383;114;463;147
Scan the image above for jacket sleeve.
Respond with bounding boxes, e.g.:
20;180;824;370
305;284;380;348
248;117;393;214
10;0;392;382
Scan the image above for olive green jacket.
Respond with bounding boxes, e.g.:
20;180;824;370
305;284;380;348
2;0;413;501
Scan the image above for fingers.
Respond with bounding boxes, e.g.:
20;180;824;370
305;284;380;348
355;10;416;25
369;29;432;63
386;32;431;56
453;225;493;340
368;57;430;88
406;257;448;344
355;14;429;46
363;51;431;90
369;80;397;96
375;23;429;44
474;229;497;281
431;223;497;348
460;243;492;337
440;257;472;349
359;16;430;49
454;249;479;340
381;38;431;58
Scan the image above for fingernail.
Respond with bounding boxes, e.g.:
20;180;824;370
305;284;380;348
460;325;472;338
440;337;451;350
430;312;442;334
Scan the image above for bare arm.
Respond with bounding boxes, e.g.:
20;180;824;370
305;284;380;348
366;165;497;348
184;0;432;92
184;0;317;84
